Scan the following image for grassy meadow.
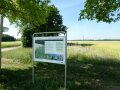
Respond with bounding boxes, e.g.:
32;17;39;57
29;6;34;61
1;41;120;90
2;41;22;48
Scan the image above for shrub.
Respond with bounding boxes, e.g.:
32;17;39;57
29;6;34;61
21;27;34;47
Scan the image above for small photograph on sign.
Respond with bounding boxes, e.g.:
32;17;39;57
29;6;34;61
35;40;64;61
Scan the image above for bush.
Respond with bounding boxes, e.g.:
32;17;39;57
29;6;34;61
22;27;34;47
2;34;16;41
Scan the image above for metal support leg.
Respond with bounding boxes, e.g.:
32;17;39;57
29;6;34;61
32;61;34;84
65;63;67;90
32;37;35;84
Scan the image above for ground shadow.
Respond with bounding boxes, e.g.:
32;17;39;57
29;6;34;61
67;43;95;47
0;68;33;90
1;56;120;90
67;55;120;90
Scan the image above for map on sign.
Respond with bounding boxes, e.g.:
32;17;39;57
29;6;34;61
33;37;65;64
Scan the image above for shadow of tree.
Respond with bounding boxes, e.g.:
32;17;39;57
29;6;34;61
67;55;120;90
1;55;120;90
0;68;33;90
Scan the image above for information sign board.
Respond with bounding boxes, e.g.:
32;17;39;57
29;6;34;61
33;36;66;64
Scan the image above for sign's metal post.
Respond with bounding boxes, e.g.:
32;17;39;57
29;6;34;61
32;36;35;84
32;31;67;89
65;32;67;90
32;58;35;84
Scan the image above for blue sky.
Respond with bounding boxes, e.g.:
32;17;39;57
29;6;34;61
3;0;120;40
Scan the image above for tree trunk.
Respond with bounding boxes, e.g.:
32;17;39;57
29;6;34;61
0;15;3;69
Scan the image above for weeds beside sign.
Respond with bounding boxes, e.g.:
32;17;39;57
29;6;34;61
33;36;66;64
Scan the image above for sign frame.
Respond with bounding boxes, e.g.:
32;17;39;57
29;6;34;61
32;31;67;90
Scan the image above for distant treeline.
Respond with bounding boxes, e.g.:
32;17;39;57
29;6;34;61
69;39;120;41
2;34;16;41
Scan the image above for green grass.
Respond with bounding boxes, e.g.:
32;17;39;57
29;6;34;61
2;48;32;64
2;41;22;48
1;41;120;90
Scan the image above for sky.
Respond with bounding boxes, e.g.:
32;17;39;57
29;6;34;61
3;0;120;40
3;18;20;38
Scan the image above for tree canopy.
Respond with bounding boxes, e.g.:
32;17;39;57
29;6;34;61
22;6;67;47
0;0;51;27
35;6;67;33
79;0;120;23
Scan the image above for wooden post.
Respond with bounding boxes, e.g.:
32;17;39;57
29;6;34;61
0;15;3;69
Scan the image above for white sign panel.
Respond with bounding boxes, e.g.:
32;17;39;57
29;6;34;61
45;41;64;54
33;36;66;64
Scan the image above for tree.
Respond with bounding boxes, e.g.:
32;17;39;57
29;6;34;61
35;6;67;33
0;0;51;27
0;0;51;69
79;0;120;23
22;6;67;47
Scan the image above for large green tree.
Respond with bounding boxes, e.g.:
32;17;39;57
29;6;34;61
0;0;50;26
35;6;67;33
79;0;120;23
22;6;67;47
0;0;51;69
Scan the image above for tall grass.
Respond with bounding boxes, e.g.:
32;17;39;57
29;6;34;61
1;41;120;90
2;48;32;64
2;41;21;48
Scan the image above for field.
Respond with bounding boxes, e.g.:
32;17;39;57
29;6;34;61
1;41;22;48
1;41;120;90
